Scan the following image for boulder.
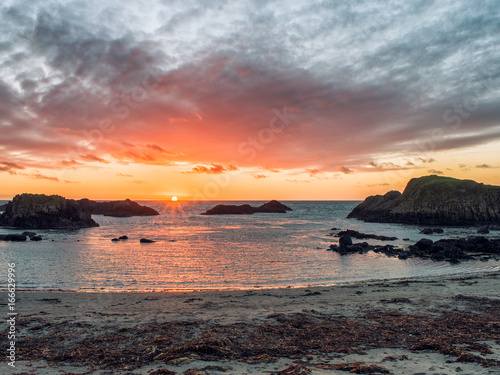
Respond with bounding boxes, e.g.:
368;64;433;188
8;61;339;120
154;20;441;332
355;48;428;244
414;238;434;252
420;228;444;235
202;200;292;215
0;194;99;229
348;175;500;225
140;238;155;243
0;234;27;241
30;235;43;241
339;235;353;247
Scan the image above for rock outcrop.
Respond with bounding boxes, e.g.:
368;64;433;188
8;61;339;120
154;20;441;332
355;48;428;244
202;200;292;215
0;194;99;229
328;235;500;263
334;229;397;241
348;175;500;225
78;199;159;217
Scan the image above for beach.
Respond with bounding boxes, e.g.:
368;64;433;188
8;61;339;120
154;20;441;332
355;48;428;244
3;270;500;374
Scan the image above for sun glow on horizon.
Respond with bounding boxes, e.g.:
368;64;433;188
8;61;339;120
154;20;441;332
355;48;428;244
171;196;178;201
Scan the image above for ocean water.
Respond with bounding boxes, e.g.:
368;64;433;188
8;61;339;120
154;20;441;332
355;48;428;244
0;200;498;292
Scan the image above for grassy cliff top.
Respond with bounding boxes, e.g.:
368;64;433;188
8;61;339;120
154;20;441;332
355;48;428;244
400;175;500;204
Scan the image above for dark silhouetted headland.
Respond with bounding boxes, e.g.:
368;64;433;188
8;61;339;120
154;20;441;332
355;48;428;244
348;175;500;225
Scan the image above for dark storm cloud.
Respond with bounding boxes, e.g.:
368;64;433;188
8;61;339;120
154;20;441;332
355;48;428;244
0;0;499;171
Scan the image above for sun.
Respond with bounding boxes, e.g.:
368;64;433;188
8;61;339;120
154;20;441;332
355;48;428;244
171;196;178;202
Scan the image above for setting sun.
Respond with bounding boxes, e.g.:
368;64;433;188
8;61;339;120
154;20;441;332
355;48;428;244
171;196;178;202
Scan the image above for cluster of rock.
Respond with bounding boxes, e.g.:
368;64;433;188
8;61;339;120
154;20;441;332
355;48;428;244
334;229;397;241
110;235;156;243
111;235;129;241
0;231;43;242
328;234;500;263
348;175;500;225
202;200;292;215
0;194;159;229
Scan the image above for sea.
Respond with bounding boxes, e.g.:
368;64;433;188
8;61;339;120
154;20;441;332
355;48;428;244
0;200;498;292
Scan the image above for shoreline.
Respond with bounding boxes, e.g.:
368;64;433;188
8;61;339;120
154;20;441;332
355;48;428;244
9;266;500;294
2;270;499;374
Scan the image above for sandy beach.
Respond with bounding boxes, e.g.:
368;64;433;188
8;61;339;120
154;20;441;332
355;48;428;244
1;270;499;374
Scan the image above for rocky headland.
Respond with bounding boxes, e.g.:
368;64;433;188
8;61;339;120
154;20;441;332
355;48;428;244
348;175;500;225
0;194;159;229
202;200;292;215
0;194;99;229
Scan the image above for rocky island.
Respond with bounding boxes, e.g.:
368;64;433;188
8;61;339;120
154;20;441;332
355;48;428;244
0;194;99;229
0;194;159;229
348;175;500;225
78;198;159;217
202;200;292;215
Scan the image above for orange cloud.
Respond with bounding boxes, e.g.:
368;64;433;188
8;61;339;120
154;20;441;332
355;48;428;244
80;154;110;164
186;164;238;174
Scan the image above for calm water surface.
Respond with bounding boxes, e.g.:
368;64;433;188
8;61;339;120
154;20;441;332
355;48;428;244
0;201;498;291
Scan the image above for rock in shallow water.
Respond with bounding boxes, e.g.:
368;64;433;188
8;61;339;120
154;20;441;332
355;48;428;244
0;234;27;241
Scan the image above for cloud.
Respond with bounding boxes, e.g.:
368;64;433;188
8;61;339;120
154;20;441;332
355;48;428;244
306;168;322;177
28;173;59;182
418;158;436;164
116;173;133;177
0;0;499;175
340;166;353;174
0;161;25;173
459;163;470;172
146;144;170;153
475;164;498;169
80;154;110;164
186;164;237;174
60;159;82;167
253;174;268;179
427;169;444;175
264;167;280;173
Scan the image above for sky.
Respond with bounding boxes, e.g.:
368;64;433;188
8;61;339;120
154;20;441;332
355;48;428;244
0;0;499;200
